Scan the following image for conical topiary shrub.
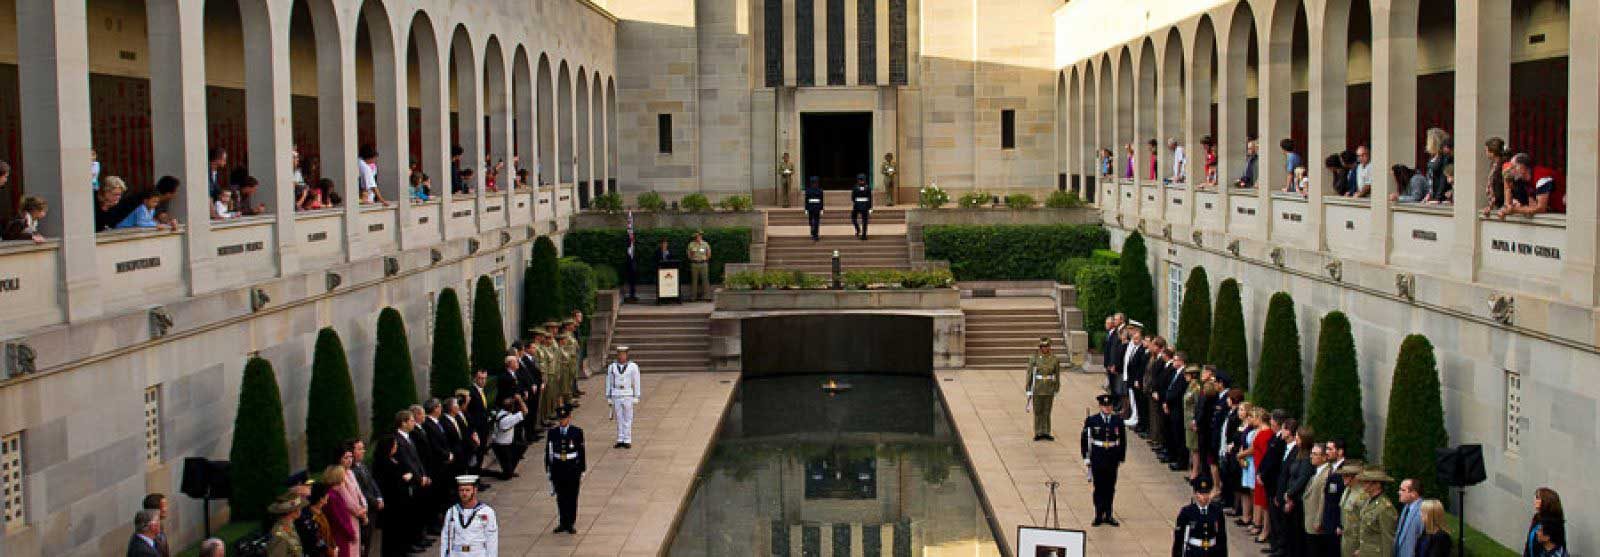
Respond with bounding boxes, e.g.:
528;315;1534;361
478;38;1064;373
229;357;290;522
1305;311;1365;458
522;236;562;336
1251;292;1303;417
430;287;472;399
1382;334;1449;500
1208;278;1250;389
371;307;419;435
1175;266;1212;364
1115;232;1158;337
559;257;597;338
306;327;360;472
471;275;507;375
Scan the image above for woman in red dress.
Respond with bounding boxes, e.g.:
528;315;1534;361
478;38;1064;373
1249;406;1274;542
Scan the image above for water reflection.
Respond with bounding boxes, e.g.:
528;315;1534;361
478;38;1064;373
667;374;1001;557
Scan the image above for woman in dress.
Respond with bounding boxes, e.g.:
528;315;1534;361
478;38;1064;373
1231;402;1256;525
322;466;360;557
1202;136;1218;185
1249;406;1274;542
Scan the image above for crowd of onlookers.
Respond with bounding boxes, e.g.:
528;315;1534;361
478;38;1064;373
1092;130;1565;217
1101;313;1571;556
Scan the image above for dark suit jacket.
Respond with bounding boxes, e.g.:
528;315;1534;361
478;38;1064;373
518;354;542;390
421;417;452;475
1102;327;1124;371
1122;346;1147;385
466;385;492;435
1260;437;1288;498
393;432;427;481
1320;468;1347;533
1282;453;1314;505
493;367;521;404
1162;370;1188;413
126;535;161;557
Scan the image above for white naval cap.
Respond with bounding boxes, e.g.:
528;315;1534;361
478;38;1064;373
616;346;630;352
455;475;480;486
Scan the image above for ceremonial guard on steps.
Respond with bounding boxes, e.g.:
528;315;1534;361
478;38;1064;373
545;407;587;534
687;231;712;302
1172;476;1228;556
1026;337;1062;441
1082;394;1128;526
880;152;897;206
778;152;796;208
804;176;825;241
440;476;498;557
850;174;873;240
606;346;642;448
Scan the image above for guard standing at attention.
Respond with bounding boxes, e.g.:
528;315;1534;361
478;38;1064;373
558;320;581;407
804;176;825;241
687;231;712;302
545;407;586;534
440;475;498;556
778;152;796;207
850;174;873;240
606;346;642;448
1026;337;1062;441
1172;476;1228;556
1082;394;1128;526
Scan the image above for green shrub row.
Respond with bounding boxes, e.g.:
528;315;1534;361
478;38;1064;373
562;227;751;285
1053;257;1092;285
522;237;562;335
558;257;598;341
1090;249;1121;266
724;268;954;290
922;224;1108;280
1045;190;1084;208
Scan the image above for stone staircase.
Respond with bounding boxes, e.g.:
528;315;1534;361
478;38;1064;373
763;207;910;274
962;299;1068;371
607;304;712;373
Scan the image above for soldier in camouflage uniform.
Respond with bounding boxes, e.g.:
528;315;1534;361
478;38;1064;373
1337;460;1368;557
1027;337;1062;441
1354;468;1398;557
538;321;564;419
559;319;581;407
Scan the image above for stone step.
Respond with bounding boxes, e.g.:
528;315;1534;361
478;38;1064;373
966;308;1061;317
765;246;910;254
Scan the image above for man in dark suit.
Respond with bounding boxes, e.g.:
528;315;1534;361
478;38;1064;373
1101;315;1125;394
346;439;384;557
1081;394;1128;526
126;509;162;557
1163;354;1192;471
1261;415;1294;555
546;407;587;534
1145;346;1172;458
376;411;431;554
1135;336;1166;436
1314;438;1350;556
466;369;493;473
420;399;455;525
1279;429;1315;556
139;493;171;557
516;343;544;442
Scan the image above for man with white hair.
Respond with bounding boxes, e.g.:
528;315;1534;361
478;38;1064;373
198;538;225;557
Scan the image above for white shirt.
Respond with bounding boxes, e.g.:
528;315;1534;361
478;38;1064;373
490;410;524;445
1171;146;1187;180
606;361;642;399
358;160;379;202
1357;162;1372;188
441;502;498;556
213;200;237;219
1121;344;1142;381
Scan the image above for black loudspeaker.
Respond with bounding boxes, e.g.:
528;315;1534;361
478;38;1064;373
1435;444;1487;488
180;458;232;499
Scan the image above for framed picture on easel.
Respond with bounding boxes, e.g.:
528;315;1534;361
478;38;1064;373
657;267;680;302
1017;526;1085;557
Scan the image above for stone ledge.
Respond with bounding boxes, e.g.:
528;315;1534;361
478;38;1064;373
714;287;961;311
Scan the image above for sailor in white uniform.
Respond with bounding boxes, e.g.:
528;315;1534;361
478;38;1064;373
605;346;643;448
440;475;498;557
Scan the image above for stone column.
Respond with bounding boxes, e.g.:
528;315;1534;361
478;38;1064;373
17;0;100;321
845;0;859;85
1258;6;1290;240
488;54;513;229
419;23;450;241
1184;32;1209;222
452;45;486;234
1369;0;1422;265
1452;0;1510;282
1217;15;1248;232
599;80;609;199
305;7;357;261
784;0;798;86
147;0;216;294
1305;5;1341;252
1564;0;1599;305
366;7;410;248
238;1;298;274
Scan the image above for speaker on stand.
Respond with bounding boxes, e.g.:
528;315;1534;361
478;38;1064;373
1435;445;1486;557
181;458;231;539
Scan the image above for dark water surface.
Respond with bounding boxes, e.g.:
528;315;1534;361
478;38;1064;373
666;374;1001;556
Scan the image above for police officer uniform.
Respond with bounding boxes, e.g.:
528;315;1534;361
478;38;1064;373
1081;394;1128;526
1172;477;1228;556
545;408;587;534
687;233;712;301
804;176;825;241
1026;338;1062;441
850;174;873;240
441;475;499;556
606;346;643;448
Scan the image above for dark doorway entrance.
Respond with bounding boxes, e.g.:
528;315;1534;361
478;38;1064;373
801;112;872;189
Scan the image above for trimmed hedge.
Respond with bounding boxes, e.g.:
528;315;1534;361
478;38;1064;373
1174;266;1212;364
1115;232;1158;336
1053;257;1092;285
592;263;620;290
1306;311;1366;458
1074;264;1119;349
370;307;418;435
471;275;507;374
1251;292;1303;417
1209;278;1250;389
1382;334;1449;501
522;237;562;336
558;257;598;341
306;328;360;472
562;227;751;284
922;224;1108;280
229;357;290;522
429;287;471;399
1090;249;1121;266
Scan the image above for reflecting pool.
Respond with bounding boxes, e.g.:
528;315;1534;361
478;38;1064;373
666;374;1001;556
